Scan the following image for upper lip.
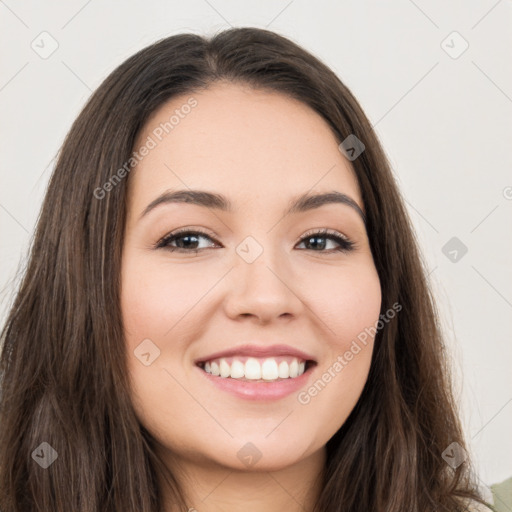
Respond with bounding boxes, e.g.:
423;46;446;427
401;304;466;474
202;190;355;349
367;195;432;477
194;344;317;364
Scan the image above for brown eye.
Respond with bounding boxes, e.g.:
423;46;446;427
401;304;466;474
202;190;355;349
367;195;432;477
296;229;355;253
156;229;219;253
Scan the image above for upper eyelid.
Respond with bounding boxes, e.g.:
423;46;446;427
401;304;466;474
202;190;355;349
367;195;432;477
301;228;351;240
157;227;219;246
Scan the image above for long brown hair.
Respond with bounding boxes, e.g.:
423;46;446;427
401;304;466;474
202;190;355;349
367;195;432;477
0;27;490;511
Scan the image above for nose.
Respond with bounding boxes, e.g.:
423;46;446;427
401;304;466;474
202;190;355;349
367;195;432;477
222;247;303;324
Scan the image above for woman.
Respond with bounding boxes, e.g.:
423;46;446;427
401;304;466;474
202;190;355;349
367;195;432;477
0;27;493;512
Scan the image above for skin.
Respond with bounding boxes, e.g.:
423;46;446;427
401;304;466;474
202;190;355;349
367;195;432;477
121;82;382;512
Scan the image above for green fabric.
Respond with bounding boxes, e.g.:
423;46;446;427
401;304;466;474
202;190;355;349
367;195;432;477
491;477;512;512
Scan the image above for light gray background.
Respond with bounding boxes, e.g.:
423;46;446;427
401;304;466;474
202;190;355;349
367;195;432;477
1;0;511;494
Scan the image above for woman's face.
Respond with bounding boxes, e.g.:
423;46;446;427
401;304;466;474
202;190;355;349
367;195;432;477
121;82;381;472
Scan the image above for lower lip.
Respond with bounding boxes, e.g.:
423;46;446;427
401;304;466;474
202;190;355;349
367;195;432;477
195;364;316;401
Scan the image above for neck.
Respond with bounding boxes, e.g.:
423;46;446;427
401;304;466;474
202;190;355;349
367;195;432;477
159;446;326;512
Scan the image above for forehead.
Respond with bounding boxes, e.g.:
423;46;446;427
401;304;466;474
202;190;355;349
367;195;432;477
128;82;362;214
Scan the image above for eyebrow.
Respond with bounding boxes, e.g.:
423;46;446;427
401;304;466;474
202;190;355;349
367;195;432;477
139;189;366;224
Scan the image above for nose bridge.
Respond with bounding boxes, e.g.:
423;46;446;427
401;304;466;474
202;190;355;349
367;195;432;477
224;233;301;320
236;233;286;290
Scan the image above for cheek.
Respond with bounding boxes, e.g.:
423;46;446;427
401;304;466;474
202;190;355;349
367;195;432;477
303;261;382;348
120;255;208;345
120;255;201;442
295;262;381;426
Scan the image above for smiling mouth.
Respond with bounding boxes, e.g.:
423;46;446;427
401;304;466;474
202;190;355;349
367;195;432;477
196;356;317;382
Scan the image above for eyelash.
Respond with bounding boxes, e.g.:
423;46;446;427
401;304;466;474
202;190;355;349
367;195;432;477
155;228;356;254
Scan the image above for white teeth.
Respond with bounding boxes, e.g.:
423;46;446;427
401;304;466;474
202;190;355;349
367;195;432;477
244;358;262;380
278;361;289;378
201;356;308;381
210;361;220;376
289;359;299;378
219;358;230;378
230;359;245;378
261;359;279;380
